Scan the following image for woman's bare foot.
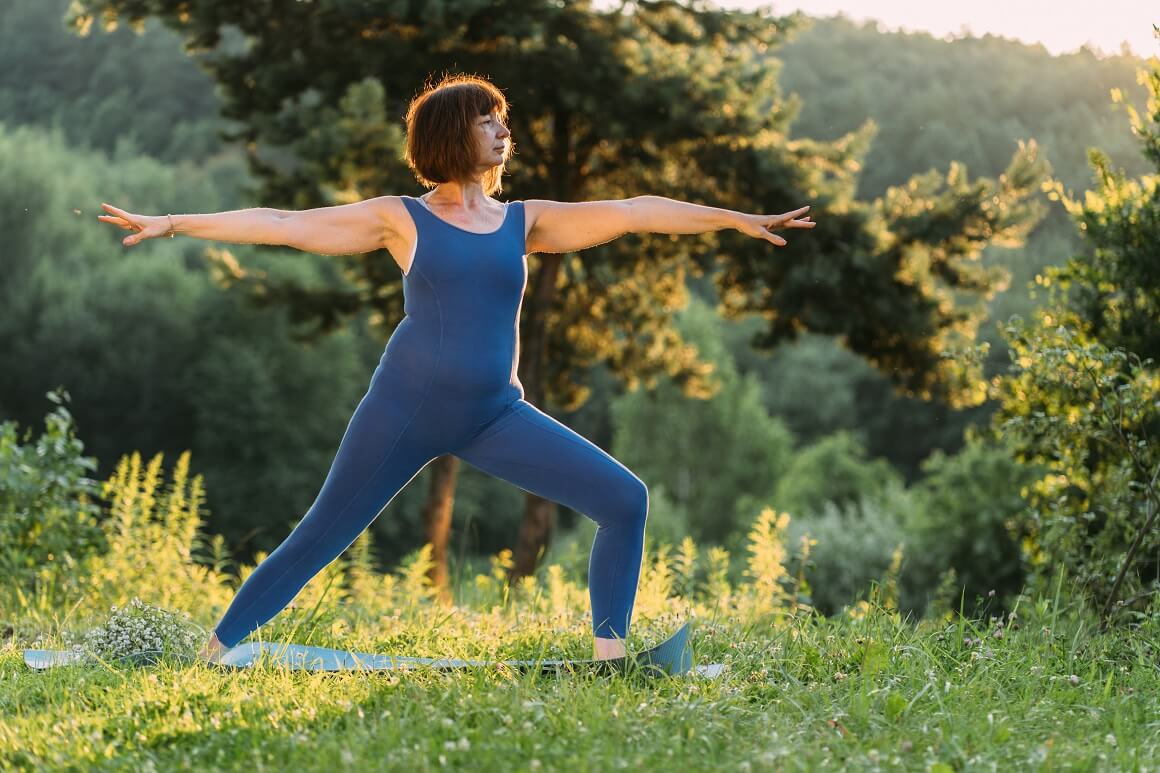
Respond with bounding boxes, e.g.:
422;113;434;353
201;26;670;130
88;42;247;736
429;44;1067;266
197;632;227;664
593;636;627;660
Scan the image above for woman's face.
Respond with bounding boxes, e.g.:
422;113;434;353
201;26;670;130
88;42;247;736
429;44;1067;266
475;109;511;168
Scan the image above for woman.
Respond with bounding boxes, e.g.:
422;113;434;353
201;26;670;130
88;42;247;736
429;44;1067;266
98;74;815;665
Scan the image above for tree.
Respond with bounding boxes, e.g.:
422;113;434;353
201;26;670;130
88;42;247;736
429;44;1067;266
991;28;1160;626
68;0;1048;586
610;294;796;546
0;0;227;163
0;124;376;559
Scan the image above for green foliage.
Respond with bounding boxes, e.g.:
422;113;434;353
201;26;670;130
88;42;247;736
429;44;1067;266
47;0;1058;584
66;0;1048;415
82;449;237;615
904;433;1041;614
770;430;903;520
993;44;1160;625
996;321;1159;618
778;15;1152;198
0;122;387;562
0;0;227;164
610;296;796;545
0;389;103;593
781;492;914;616
724;326;865;446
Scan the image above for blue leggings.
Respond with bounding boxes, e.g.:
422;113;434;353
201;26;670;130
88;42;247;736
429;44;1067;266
212;392;648;648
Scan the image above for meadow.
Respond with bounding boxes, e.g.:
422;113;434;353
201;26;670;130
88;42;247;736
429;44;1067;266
2;452;1157;771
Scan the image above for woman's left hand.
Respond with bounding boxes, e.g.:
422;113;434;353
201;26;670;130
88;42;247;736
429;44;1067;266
734;206;815;246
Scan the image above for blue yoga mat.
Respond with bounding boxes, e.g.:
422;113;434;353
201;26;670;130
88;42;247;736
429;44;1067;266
24;621;725;678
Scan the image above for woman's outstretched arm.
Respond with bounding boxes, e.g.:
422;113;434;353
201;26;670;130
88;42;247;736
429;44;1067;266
523;195;814;255
97;197;396;255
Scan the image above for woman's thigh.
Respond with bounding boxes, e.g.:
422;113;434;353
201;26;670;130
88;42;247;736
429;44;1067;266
453;401;648;522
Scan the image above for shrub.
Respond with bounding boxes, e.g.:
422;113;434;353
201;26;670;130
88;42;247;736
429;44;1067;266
0;389;104;594
904;431;1040;616
771;430;904;520
781;492;913;617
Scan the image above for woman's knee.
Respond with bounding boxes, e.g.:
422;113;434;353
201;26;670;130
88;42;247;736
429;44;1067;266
598;473;648;530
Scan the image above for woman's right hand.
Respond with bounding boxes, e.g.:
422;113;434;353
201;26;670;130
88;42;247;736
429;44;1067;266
97;203;169;246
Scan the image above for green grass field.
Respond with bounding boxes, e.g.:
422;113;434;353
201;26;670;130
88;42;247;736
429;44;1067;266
3;583;1156;772
2;459;1155;770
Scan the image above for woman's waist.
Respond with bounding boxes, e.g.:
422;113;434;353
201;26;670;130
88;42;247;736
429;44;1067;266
381;341;514;382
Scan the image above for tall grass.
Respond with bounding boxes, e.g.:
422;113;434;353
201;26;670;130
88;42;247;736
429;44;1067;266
2;452;1157;769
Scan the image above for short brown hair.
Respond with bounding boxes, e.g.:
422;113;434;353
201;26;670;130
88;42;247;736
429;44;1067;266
404;74;512;196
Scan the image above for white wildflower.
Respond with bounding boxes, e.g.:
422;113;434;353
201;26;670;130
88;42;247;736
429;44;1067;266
74;597;203;663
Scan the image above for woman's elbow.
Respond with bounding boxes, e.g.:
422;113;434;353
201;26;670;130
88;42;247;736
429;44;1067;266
623;195;654;234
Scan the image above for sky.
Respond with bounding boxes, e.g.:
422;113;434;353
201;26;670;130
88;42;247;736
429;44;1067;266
604;1;1160;59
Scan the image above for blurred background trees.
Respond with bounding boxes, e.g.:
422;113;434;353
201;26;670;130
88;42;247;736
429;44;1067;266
1;0;1155;620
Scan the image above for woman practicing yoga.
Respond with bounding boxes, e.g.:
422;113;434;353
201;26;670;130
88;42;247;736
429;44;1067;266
97;74;815;665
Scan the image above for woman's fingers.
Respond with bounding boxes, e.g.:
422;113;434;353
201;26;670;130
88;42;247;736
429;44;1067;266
100;203;142;229
737;206;816;246
97;214;132;230
762;207;812;231
775;205;810;224
99;203;136;228
98;202;162;246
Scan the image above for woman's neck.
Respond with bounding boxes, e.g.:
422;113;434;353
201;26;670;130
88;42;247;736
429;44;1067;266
423;181;490;210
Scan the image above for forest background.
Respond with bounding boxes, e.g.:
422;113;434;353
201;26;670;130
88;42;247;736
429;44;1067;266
1;0;1155;620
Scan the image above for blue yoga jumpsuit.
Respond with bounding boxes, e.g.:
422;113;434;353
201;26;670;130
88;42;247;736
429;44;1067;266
212;195;650;647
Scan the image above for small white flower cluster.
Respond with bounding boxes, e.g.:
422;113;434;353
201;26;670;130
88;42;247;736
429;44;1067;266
67;598;204;663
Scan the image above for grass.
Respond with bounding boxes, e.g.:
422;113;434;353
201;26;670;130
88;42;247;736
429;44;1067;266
2;455;1156;770
2;585;1158;771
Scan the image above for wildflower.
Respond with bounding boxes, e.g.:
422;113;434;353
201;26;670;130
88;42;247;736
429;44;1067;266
75;598;203;663
1069;674;1080;686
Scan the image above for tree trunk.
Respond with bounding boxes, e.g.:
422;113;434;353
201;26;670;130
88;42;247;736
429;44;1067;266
421;454;459;605
511;496;555;582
